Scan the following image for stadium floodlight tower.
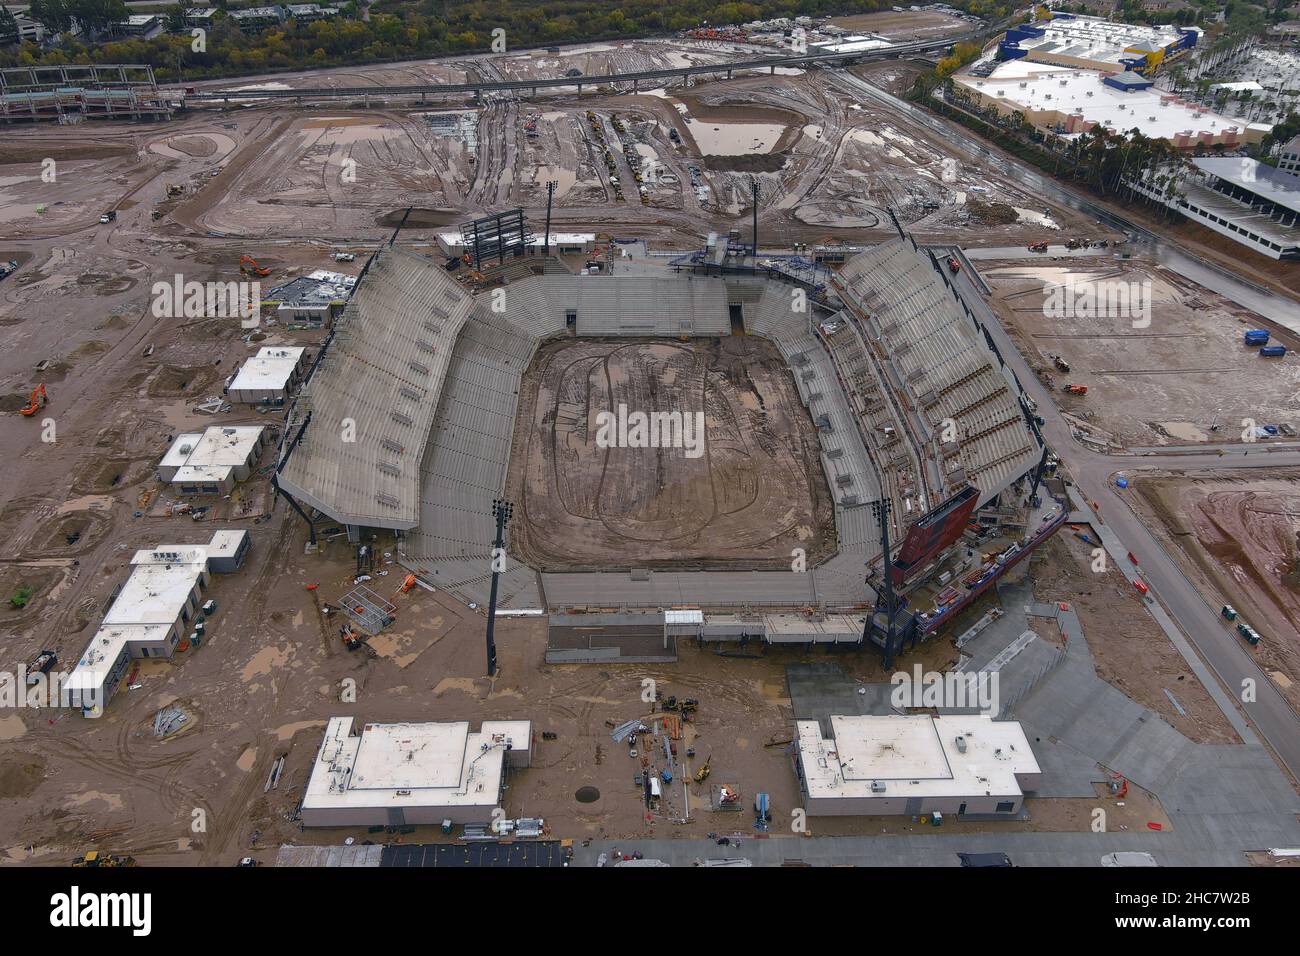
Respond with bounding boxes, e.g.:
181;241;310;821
485;498;514;677
868;497;900;671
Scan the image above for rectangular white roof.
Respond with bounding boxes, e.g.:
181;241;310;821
957;62;1252;142
69;532;242;700
302;717;530;813
228;346;306;394
177;425;264;467
797;714;1040;802
103;560;206;627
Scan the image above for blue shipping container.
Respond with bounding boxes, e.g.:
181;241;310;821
1244;329;1269;345
1259;345;1286;357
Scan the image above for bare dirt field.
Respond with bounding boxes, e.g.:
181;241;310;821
983;258;1300;449
829;10;974;40
1029;527;1241;744
1131;470;1300;712
507;335;836;570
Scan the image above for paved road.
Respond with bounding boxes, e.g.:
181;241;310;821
949;265;1300;778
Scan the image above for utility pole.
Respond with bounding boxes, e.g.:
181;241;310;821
543;181;557;256
869;498;899;671
485;498;513;677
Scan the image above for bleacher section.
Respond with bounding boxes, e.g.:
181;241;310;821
402;303;544;607
398;272;880;609
277;247;474;529
837;240;1039;510
549;275;730;336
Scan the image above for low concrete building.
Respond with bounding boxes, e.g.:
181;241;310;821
301;717;533;827
185;8;219;27
227;345;307;404
65;531;249;717
795;714;1041;817
285;4;339;22
114;14;163;37
227;5;286;31
158;425;266;495
263;270;356;326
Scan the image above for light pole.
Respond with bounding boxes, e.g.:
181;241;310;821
485;498;513;677
543;181;557;256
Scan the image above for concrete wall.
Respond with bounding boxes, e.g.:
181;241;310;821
301;800;498;828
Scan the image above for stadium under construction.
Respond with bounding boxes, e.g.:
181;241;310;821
274;218;1063;665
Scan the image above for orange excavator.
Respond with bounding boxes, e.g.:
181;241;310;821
239;255;270;278
19;384;47;416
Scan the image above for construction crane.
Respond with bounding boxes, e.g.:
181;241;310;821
19;384;46;416
239;255;270;278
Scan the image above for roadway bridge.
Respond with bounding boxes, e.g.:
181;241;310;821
168;34;971;104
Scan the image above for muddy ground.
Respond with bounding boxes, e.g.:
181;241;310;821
1131;470;1300;713
984;258;1300;450
506;335;836;571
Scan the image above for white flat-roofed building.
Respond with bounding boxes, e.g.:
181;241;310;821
227;345;307;404
301;717;533;827
954;61;1262;149
158;425;266;495
65;531;249;717
795;714;1041;816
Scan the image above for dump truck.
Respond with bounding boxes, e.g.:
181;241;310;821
1062;384;1088;395
98;210;116;224
1051;355;1070;373
1028;241;1048;253
947;256;961;275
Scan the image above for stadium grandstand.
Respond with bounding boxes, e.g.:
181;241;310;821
277;238;1055;631
276;246;476;530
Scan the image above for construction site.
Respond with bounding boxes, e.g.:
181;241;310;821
0;6;1299;875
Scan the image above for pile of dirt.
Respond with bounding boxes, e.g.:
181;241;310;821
0;754;45;799
968;199;1019;226
147;363;221;397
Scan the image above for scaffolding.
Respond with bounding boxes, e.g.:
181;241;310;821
339;585;398;636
